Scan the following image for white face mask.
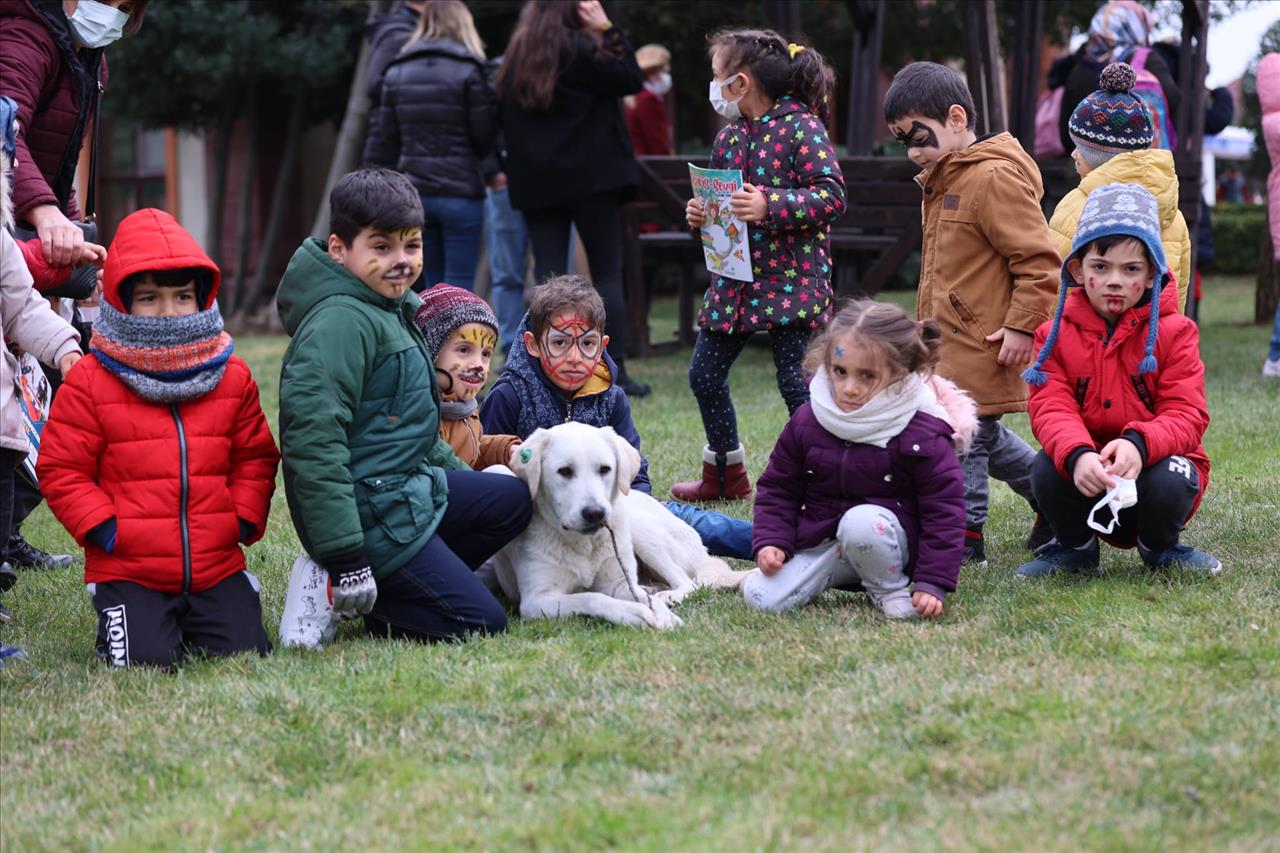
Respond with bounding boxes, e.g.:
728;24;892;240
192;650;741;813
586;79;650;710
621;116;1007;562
708;74;744;120
644;71;672;97
67;0;129;49
1086;475;1138;535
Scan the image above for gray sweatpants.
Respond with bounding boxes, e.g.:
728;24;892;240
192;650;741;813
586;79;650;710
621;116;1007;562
962;415;1037;529
741;505;909;613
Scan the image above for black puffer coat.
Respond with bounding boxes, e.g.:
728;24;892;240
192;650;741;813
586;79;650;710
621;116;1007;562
363;37;496;199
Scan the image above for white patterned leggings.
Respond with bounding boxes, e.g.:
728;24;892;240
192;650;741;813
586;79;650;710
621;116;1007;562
741;504;910;613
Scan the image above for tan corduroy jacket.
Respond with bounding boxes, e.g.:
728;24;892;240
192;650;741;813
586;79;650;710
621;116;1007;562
915;132;1061;416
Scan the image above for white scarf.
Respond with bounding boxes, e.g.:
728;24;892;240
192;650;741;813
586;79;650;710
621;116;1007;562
809;369;950;448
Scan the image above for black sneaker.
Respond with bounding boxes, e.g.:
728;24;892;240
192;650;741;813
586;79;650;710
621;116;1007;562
6;534;74;571
0;561;15;592
0;643;27;666
1015;538;1102;578
1138;541;1222;575
962;528;986;566
1024;514;1055;551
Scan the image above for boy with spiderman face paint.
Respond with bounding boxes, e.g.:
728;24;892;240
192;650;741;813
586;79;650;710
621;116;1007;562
481;276;755;560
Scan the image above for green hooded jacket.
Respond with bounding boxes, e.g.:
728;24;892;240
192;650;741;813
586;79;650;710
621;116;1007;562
277;238;468;579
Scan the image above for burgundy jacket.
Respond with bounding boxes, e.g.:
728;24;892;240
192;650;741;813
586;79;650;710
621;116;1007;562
0;0;106;222
752;405;965;601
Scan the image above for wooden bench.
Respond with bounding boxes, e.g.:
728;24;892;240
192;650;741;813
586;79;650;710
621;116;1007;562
623;155;924;356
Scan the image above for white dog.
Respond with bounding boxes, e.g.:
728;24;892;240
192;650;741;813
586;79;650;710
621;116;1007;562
492;422;749;629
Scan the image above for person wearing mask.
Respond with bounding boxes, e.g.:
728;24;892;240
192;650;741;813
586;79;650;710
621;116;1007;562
625;43;674;157
0;0;148;572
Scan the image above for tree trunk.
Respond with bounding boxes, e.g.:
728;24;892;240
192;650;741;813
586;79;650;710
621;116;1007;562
1258;205;1279;324
236;97;307;324
230;89;260;313
309;0;390;240
208;108;236;309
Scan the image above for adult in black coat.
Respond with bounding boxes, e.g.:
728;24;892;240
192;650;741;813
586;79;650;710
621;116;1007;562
363;0;424;108
364;0;497;291
497;0;649;397
1057;1;1181;154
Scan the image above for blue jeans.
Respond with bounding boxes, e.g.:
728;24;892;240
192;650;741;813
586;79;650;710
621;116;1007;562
1269;301;1280;361
420;195;485;291
484;186;528;352
364;470;531;642
663;501;753;560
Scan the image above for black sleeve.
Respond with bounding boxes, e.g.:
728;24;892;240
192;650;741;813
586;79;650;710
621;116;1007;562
1204;87;1234;136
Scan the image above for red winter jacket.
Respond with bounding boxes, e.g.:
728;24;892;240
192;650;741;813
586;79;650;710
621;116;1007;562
36;211;280;594
1028;278;1210;518
0;0;105;221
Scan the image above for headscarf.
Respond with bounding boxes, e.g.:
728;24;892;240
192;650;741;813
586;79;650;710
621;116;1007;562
1083;1;1154;65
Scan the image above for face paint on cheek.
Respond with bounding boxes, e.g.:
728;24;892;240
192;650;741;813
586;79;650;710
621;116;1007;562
364;257;382;275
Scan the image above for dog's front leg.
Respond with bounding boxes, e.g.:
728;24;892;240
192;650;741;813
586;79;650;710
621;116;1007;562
520;592;678;630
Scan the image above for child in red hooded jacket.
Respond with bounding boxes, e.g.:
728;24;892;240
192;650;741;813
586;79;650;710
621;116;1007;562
37;208;281;667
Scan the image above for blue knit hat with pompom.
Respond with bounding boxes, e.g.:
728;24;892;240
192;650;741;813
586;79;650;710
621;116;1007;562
1023;183;1166;386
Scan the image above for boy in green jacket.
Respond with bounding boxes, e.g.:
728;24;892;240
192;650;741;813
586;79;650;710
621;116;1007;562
277;168;531;644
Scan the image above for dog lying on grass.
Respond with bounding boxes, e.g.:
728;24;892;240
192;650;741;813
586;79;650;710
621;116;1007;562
491;423;748;629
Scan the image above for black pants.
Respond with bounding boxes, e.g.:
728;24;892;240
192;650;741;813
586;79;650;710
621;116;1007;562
0;449;23;563
1030;450;1200;551
91;571;271;668
688;328;811;452
364;469;532;643
524;191;628;365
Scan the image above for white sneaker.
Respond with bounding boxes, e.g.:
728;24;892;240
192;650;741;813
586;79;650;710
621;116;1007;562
1263;358;1280;377
279;555;340;649
866;587;919;620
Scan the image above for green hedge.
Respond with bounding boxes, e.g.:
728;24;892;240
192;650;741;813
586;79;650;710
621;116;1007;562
1211;203;1266;274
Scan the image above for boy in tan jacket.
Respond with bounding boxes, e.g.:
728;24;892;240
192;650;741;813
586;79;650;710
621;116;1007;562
884;62;1061;564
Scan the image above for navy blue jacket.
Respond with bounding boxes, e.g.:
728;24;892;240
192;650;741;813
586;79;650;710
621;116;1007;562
479;315;651;493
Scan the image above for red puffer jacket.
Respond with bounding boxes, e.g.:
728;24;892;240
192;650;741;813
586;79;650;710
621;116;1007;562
1028;278;1210;516
0;0;105;221
36;212;280;594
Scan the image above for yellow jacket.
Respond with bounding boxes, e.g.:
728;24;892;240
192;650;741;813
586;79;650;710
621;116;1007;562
1049;149;1191;312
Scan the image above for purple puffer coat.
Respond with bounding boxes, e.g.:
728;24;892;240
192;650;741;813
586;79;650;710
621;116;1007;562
751;405;965;601
0;0;106;222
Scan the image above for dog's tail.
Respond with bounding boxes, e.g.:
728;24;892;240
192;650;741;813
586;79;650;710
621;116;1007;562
694;557;752;590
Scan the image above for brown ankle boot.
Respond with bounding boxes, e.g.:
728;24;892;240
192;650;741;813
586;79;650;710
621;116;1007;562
670;445;752;502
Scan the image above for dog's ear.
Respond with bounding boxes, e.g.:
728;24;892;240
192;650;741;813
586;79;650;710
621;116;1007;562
604;427;641;496
513;429;547;498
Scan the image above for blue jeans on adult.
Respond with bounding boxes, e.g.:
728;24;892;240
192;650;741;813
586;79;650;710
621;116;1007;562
419;194;485;291
484;186;528;352
364;469;532;642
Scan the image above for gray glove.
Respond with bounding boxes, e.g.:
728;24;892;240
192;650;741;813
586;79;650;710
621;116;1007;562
331;566;378;615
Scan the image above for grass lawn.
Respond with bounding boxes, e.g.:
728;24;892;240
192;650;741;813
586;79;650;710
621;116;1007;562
2;277;1277;849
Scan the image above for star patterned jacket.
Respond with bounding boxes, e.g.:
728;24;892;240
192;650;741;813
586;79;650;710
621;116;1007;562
698;96;846;335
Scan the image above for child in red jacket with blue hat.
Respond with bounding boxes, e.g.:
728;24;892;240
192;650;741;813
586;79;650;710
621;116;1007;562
1018;183;1218;576
37;208;282;667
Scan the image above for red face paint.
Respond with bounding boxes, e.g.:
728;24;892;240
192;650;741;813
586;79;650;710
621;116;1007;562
537;312;603;392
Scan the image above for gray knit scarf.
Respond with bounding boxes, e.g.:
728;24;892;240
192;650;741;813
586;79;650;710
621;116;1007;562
91;300;233;403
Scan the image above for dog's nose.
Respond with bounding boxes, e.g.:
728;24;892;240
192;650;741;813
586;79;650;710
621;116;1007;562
581;505;606;526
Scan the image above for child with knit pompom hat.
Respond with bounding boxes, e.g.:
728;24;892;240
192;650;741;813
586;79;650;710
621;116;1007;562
1018;184;1218;578
1049;61;1192;312
414;283;520;470
37;208;281;668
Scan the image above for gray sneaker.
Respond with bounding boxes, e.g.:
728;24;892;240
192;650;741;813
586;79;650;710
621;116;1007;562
1138;542;1222;575
1016;538;1101;578
867;587;919;620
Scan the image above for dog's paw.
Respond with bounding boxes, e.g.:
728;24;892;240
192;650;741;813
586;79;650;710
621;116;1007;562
647;599;684;630
652;585;694;608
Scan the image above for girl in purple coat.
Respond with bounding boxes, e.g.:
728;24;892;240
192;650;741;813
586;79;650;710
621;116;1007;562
671;30;847;503
743;301;975;620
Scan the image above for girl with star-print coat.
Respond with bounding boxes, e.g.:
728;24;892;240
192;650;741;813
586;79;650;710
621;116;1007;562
671;30;846;504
